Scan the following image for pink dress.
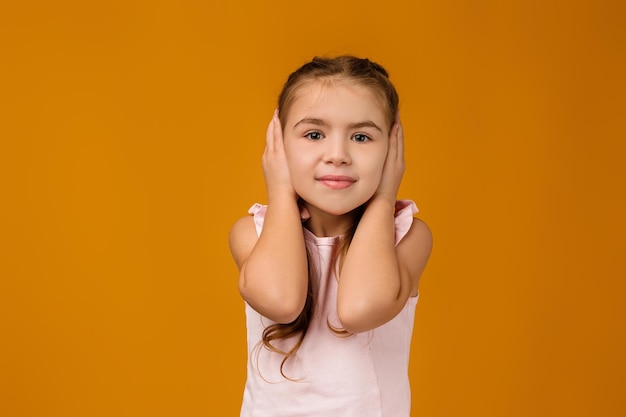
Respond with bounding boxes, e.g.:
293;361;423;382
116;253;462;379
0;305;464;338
241;200;420;417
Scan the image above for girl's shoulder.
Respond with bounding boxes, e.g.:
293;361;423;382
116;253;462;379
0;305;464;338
408;217;433;255
399;215;432;257
229;214;256;239
394;199;431;247
397;216;433;296
228;215;258;270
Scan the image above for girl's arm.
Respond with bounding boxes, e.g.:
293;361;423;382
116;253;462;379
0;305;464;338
228;112;308;324
337;117;433;333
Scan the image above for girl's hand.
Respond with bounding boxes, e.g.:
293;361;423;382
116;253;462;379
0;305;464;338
373;113;405;204
262;110;296;201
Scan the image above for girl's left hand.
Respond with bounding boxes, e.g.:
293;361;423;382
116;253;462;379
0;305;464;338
373;113;405;204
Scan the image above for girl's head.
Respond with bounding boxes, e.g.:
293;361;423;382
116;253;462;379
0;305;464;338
276;56;401;218
278;56;399;131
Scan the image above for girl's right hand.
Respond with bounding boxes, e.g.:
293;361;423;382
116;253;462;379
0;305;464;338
262;110;296;201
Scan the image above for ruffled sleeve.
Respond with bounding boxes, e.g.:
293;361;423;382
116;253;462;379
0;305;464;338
247;203;267;237
394;200;419;246
247;203;310;238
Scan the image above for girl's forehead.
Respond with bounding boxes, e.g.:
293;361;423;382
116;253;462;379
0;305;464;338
286;79;389;121
294;78;377;101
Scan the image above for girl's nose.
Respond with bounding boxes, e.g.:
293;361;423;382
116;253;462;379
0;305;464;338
323;138;352;166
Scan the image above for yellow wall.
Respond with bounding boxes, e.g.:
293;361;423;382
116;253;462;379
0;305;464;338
1;1;624;416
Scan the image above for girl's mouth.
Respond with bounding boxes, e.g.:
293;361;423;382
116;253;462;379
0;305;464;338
317;175;356;190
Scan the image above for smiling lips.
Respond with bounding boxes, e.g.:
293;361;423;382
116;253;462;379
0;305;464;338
317;175;357;189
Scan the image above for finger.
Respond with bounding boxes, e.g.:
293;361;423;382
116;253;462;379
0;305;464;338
388;111;401;147
387;121;399;160
273;110;284;149
265;111;277;152
396;118;405;162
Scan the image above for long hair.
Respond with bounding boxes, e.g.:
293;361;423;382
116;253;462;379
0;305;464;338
260;56;400;379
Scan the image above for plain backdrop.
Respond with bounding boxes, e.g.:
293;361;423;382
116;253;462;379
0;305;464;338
1;1;625;416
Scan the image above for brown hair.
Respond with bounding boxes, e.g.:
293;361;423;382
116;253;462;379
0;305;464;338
261;55;400;379
278;55;399;130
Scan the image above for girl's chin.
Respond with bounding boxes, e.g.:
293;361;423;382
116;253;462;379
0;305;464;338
300;201;367;218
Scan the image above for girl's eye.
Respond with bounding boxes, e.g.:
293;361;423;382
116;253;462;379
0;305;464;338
352;133;371;143
305;131;323;141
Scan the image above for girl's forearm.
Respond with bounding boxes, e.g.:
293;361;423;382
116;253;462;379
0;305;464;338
239;192;308;323
337;198;410;333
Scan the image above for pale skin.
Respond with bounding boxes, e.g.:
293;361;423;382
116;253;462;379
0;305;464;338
229;81;433;333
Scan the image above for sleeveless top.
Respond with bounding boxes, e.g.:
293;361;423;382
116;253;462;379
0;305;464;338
241;200;419;417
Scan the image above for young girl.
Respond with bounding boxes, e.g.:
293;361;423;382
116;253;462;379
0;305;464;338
229;56;433;417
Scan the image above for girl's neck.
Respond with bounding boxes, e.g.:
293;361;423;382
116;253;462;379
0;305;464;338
301;202;361;238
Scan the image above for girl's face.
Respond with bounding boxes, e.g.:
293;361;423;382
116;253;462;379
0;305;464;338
282;79;391;217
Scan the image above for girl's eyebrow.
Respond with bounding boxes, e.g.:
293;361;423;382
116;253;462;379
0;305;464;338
348;121;383;133
294;118;383;133
293;118;327;128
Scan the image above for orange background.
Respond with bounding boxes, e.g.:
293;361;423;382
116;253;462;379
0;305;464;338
1;1;625;416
